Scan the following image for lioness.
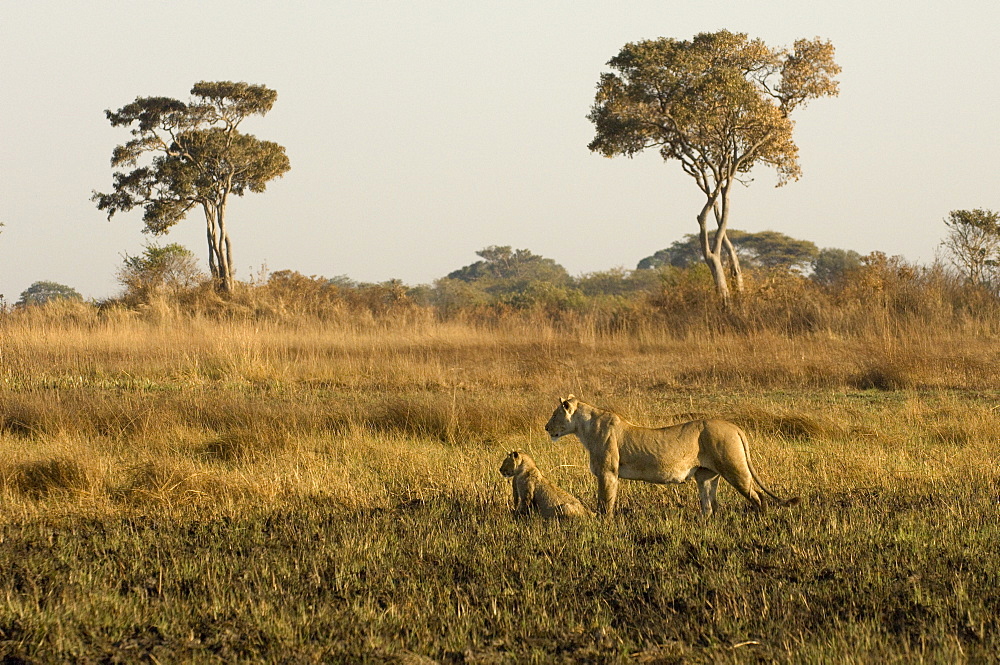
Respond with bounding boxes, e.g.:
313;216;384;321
544;395;799;516
499;450;591;519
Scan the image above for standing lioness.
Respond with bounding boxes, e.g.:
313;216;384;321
545;395;799;516
499;450;591;519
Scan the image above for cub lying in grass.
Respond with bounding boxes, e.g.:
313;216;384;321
499;450;591;519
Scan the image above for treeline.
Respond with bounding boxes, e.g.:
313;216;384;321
9;231;1000;341
263;249;999;338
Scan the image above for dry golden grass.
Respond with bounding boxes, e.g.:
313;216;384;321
1;301;999;661
2;304;998;512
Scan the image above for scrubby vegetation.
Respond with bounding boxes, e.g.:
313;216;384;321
2;260;1000;662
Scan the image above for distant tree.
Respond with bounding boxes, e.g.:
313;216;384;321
117;243;204;301
811;247;863;287
588;30;840;303
447;246;570;286
940;209;1000;287
737;231;818;272
93;81;291;293
638;230;818;273
16;281;83;307
430;278;492;315
576;267;664;298
637;236;702;270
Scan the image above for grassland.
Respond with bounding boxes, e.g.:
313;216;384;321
1;301;999;663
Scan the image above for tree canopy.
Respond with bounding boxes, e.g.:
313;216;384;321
638;229;819;273
437;246;577;312
16;281;83;307
588;31;840;303
447;246;569;286
93;81;290;293
811;247;863;287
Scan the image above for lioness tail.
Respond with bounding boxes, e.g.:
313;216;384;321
738;430;799;508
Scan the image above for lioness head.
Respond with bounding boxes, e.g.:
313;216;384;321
545;395;578;441
499;450;529;477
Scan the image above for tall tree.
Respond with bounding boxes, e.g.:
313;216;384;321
941;209;1000;287
93;81;290;293
588;31;840;303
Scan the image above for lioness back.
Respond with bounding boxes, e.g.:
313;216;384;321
546;396;798;516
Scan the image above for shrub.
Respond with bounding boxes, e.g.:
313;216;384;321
117;243;205;305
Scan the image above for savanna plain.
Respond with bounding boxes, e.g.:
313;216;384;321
1;287;999;664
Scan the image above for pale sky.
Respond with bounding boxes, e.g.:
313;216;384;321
2;1;998;300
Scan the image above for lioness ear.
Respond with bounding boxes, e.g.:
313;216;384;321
511;451;519;459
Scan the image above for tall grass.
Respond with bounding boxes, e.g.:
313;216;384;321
1;274;999;661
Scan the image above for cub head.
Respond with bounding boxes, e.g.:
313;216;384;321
499;450;530;477
544;395;578;441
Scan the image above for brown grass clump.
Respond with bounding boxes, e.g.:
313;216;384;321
849;359;917;391
5;457;93;498
203;427;296;463
361;392;539;444
0;396;48;437
730;405;846;442
114;460;232;506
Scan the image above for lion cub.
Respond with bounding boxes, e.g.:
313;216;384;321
499;450;591;519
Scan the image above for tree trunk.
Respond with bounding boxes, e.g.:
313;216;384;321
215;201;234;293
201;201;233;293
203;204;219;281
714;184;743;294
697;199;731;305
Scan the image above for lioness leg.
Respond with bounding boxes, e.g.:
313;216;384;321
596;472;619;515
720;467;763;511
694;467;721;516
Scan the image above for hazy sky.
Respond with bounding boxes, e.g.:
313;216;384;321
2;1;998;300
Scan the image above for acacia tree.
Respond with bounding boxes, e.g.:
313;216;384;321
16;281;83;307
447;246;569;284
637;229;818;273
93;81;290;293
588;31;840;303
940;209;1000;288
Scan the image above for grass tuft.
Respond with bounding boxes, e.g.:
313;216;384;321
203;427;294;463
7;456;92;498
733;405;846;441
0;396;51;438
849;360;917;391
114;460;223;506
